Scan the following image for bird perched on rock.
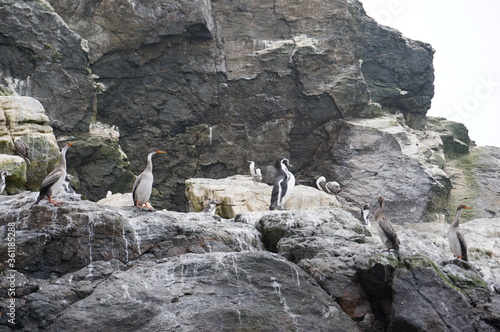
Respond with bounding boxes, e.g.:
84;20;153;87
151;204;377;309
202;199;219;215
0;170;10;194
316;176;341;195
448;204;473;261
30;142;74;208
13;137;31;164
269;158;295;210
248;160;262;185
132;148;166;212
374;197;403;261
60;173;76;195
361;203;371;226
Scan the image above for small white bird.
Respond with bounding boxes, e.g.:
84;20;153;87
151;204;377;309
132;148;166;212
202;199;219;215
0;170;10;194
361;203;371;226
254;168;262;185
248;160;262;185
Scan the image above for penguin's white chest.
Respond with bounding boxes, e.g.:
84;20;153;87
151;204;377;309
281;171;295;204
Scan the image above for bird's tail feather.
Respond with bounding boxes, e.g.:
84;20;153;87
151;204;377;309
29;196;41;210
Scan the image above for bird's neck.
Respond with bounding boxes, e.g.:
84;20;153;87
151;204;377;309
374;202;384;218
145;152;155;172
59;146;69;169
452;209;463;227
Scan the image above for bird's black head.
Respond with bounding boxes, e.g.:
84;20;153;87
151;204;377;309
456;204;472;211
363;203;371;210
377;197;384;206
147;148;167;155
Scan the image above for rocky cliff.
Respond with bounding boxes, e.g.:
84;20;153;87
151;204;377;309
1;0;500;331
1;0;440;214
0;194;499;331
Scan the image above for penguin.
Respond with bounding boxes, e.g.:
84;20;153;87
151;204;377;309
202;199;219;215
60;174;76;194
269;158;295;210
361;203;371;226
0;170;10;194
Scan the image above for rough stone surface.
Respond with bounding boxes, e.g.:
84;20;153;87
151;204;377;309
0;0;94;133
0;96;60;192
445;146;500;220
1;195;499;331
186;175;341;218
24;0;434;211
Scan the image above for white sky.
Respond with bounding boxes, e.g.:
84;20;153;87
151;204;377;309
361;0;500;147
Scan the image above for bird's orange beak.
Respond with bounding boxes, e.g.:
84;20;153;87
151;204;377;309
463;206;473;209
157;150;166;154
67;142;75;147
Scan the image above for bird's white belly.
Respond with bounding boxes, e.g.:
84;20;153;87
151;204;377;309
448;229;461;256
48;171;66;196
135;174;153;205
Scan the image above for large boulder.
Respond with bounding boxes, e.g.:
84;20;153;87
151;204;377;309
0;0;94;133
186;175;341;218
35;0;434;211
0;96;60;192
0;194;499;331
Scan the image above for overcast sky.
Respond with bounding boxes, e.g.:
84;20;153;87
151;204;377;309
361;0;500;147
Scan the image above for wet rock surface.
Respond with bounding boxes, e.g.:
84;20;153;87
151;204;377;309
1;194;499;331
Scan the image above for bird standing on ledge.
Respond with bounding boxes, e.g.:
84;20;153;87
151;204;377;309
202;199;219;215
269;158;295;210
448;204;473;261
361;203;371;226
13;138;31;165
374;197;403;261
132;148;166;212
30;142;74;208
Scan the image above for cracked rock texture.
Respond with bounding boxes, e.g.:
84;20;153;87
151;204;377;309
1;194;499;331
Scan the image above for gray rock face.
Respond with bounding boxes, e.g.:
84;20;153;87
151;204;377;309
1;195;498;331
0;0;94;133
29;0;434;211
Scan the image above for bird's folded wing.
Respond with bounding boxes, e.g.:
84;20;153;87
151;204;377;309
40;170;63;192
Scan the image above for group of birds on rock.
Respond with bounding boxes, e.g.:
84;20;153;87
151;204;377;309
3;140;474;263
364;198;472;263
11;141;167;213
262;157;473;264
